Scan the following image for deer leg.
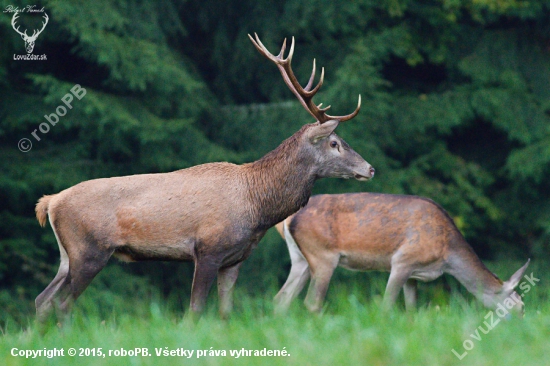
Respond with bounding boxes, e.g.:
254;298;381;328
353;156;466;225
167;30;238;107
53;245;113;323
274;258;310;313
36;239;70;323
217;262;242;319
403;279;417;311
36;227;112;324
189;258;220;319
383;265;411;309
304;255;339;313
274;226;311;313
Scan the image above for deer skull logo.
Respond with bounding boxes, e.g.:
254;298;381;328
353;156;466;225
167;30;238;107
11;12;49;54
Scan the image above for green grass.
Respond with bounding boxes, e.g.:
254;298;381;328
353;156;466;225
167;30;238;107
1;260;548;366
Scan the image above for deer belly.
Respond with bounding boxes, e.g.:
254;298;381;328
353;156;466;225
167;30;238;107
113;240;195;262
338;252;391;272
408;264;444;282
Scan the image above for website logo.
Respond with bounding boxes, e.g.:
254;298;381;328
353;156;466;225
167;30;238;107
5;5;48;60
12;11;48;53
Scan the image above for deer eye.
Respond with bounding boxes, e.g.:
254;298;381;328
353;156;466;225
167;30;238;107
330;141;338;148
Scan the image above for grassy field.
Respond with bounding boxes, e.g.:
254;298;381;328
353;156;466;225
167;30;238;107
1;260;548;366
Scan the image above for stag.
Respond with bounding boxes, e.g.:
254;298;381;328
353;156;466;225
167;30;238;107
274;193;530;315
11;12;49;53
35;34;374;323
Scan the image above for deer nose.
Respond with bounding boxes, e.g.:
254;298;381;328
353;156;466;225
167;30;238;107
369;166;375;177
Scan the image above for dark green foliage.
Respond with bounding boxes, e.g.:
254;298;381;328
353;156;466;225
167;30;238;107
1;0;549;322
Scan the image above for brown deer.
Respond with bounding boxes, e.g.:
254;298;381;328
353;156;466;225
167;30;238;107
274;193;530;315
34;34;375;323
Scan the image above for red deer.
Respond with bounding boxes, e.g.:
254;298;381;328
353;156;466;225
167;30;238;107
34;34;375;323
274;193;530;315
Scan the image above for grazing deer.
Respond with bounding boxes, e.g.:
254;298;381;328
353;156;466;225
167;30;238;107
34;34;375;323
274;193;530;315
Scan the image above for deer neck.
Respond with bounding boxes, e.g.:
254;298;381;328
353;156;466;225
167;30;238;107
446;245;504;307
244;130;318;230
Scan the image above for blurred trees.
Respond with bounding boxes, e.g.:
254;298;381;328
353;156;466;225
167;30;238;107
1;0;549;318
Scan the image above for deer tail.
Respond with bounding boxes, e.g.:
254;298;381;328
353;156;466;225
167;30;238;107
36;194;55;227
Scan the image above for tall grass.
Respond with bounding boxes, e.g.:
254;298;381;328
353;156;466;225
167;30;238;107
1;260;547;366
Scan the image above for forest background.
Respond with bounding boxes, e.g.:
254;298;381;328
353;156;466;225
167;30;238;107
1;0;549;325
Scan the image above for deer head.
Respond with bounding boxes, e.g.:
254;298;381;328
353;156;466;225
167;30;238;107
12;12;49;54
248;34;373;181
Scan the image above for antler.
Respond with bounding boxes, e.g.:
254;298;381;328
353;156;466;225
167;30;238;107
248;33;361;124
11;13;48;40
11;13;27;38
31;13;49;39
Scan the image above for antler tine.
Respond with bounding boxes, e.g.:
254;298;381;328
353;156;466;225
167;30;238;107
40;13;49;31
317;102;331;112
325;95;362;122
248;33;274;62
287;36;295;63
248;33;289;64
304;59;316;91
303;67;324;97
277;37;287;59
11;13;26;36
33;12;49;37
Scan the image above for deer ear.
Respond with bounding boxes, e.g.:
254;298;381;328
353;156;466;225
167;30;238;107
502;259;530;293
308;120;339;143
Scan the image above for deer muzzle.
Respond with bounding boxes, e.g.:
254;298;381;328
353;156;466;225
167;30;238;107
353;164;375;181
